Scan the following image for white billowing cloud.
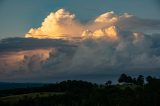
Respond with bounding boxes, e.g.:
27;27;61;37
87;11;119;31
91;11;132;31
26;8;160;40
94;11;119;23
26;9;84;39
82;26;119;40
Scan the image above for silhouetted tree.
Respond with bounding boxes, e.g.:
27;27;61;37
146;76;153;84
105;80;112;86
2;75;160;106
118;73;128;83
127;76;133;83
118;73;133;83
137;75;144;86
132;77;137;85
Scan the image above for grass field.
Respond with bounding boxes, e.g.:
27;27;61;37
0;92;64;104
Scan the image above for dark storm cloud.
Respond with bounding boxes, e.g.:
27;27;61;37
2;33;160;82
0;37;78;81
0;37;77;52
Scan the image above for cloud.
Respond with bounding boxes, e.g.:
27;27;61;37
26;9;160;39
1;32;160;82
26;9;84;39
92;11;160;32
1;9;160;82
0;37;75;52
0;37;78;81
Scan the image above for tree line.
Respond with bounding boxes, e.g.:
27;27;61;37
0;74;160;106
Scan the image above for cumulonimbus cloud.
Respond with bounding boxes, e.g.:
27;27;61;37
25;9;160;40
26;9;84;39
1;9;160;82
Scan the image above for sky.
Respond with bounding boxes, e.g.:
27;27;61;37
0;0;160;82
0;0;160;39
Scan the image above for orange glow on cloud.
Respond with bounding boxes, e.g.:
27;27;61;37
26;9;83;39
25;9;138;41
93;26;118;40
0;49;54;71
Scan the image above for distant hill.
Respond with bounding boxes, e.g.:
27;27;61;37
0;82;45;90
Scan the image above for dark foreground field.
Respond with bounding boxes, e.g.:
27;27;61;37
0;74;160;106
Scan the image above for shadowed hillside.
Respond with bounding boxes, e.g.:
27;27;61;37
0;74;160;106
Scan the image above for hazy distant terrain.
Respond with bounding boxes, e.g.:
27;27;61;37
0;82;45;90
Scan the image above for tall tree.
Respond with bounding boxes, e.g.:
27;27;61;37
137;75;144;86
118;73;132;83
105;80;112;86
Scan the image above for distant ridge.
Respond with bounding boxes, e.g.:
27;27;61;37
0;82;45;90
